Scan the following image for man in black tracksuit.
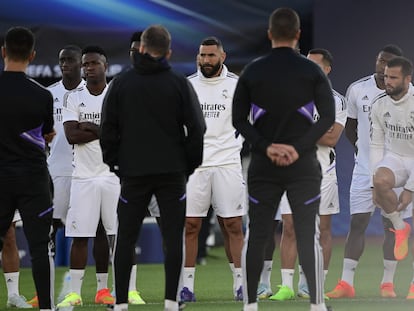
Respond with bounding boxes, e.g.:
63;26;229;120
232;8;335;311
0;27;55;311
100;25;205;311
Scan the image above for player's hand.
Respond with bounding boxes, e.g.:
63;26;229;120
44;130;56;143
397;189;413;212
266;143;299;166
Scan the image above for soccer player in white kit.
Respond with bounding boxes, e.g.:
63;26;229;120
264;49;346;301
42;45;118;307
180;37;246;302
327;45;412;299
56;46;119;308
370;56;414;299
47;46;84;227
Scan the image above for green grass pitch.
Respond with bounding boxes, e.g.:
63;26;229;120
0;237;413;310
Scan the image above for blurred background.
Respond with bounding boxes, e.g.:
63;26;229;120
2;0;414;239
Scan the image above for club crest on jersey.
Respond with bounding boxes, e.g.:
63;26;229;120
222;89;229;99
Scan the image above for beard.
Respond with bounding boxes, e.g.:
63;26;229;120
200;62;222;78
386;84;405;97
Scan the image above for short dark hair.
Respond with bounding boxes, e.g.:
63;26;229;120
130;31;143;45
269;7;300;40
308;48;333;66
82;45;107;59
141;25;171;57
3;26;35;61
381;44;403;57
61;45;82;56
387;56;413;77
200;36;223;50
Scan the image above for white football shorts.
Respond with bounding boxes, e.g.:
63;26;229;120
186;164;246;218
51;175;72;223
147;195;160;218
12;210;21;223
65;175;120;237
278;176;339;216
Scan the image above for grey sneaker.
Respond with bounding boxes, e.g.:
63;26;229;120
7;294;32;308
58;271;71;303
257;283;272;299
297;283;310;298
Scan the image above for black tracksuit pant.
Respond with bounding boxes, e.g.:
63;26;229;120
114;172;186;304
0;170;54;310
243;153;325;305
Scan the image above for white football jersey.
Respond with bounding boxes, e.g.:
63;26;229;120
370;86;414;166
47;80;85;176
188;65;243;167
316;89;347;175
346;75;383;176
62;85;114;178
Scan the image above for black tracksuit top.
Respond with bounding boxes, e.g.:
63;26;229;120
0;71;53;177
100;52;206;177
232;47;335;158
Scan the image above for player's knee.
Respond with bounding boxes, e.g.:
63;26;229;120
72;237;89;249
222;217;243;235
185;218;202;235
319;228;332;245
373;173;394;191
349;214;370;234
319;221;331;236
282;221;295;240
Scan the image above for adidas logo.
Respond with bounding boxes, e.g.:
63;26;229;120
188;274;193;279
328;203;334;208
79;102;86;107
383;112;391;118
236;204;243;210
54;97;60;102
362;95;369;100
6;278;13;283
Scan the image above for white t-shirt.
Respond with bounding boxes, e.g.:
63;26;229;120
47;80;85;176
316;89;347;174
62;85;113;178
346;75;383;176
370;87;414;168
188;65;243;167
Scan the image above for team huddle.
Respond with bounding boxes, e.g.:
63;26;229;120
1;6;414;311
